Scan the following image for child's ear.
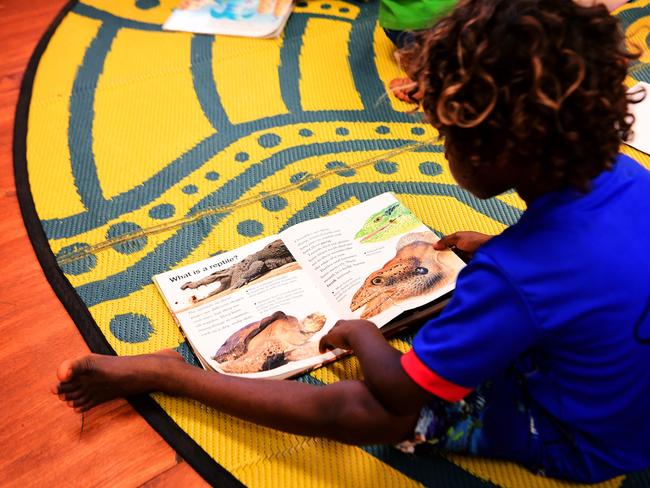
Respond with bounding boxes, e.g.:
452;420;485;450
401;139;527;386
495;151;510;169
494;152;524;189
496;152;521;180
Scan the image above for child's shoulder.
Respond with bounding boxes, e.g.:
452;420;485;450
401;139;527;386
617;153;650;180
473;154;650;299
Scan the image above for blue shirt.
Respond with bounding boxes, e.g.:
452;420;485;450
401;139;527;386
401;154;650;482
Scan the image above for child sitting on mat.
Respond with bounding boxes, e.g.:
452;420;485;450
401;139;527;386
54;0;650;482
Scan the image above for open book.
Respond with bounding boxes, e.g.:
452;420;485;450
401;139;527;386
153;193;466;379
163;0;293;38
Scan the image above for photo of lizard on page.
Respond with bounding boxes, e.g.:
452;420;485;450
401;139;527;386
53;0;650;483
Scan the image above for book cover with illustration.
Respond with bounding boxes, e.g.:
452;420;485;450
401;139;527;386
163;0;293;38
153;193;466;379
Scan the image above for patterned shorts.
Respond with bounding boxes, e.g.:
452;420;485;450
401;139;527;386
395;388;492;455
395;372;548;477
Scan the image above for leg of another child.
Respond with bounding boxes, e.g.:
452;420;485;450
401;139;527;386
379;0;458;102
383;28;421;103
382;0;625;103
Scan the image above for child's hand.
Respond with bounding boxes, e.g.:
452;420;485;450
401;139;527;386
434;231;493;256
319;319;378;353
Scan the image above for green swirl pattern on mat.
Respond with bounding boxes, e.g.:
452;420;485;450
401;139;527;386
17;0;650;486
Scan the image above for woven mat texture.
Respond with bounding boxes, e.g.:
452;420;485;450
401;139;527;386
20;0;650;486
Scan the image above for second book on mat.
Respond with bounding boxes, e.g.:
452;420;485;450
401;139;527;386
153;193;465;379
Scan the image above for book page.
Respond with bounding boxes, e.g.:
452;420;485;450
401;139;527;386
280;193;466;327
153;235;342;379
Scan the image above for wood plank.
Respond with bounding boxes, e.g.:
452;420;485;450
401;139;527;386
0;0;205;485
142;460;211;488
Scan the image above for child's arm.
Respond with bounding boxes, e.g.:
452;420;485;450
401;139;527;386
182;319;432;432
177;320;432;440
168;356;422;444
173;302;448;440
319;319;432;416
55;323;431;444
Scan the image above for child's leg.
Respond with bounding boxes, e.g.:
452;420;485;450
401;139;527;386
53;350;419;445
382;28;416;50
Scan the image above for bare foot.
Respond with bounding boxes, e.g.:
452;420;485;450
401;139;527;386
389;77;421;103
52;349;188;413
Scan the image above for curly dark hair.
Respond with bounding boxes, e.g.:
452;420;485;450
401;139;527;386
403;0;642;192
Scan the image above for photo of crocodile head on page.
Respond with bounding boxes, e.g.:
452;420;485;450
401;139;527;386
176;239;300;308
212;310;327;374
350;231;463;319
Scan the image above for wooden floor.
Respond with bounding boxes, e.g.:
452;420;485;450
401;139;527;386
0;1;207;486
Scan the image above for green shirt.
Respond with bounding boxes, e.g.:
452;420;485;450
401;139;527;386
378;0;457;31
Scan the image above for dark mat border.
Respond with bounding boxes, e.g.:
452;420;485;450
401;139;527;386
12;3;244;486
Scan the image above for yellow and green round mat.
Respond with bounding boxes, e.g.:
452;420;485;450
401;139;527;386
14;0;650;486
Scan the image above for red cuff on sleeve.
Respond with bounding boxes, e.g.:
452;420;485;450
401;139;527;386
401;350;473;402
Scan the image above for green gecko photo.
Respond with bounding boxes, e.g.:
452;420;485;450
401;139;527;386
354;202;422;243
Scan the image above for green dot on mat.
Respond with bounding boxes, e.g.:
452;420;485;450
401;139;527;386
321;3;331;9
262;195;288;212
57;243;97;275
107;222;147;254
135;0;159;10
374;160;398;174
411;127;425;135
300;179;320;191
299;128;313;137
419;161;443;176
235;152;249;162
109;313;154;343
326;161;345;169
290;171;308;184
335;127;349;136
258;133;281;148
182;184;198;194
326;160;356;177
205;171;220;181
339;7;349;12
175;341;201;367
375;125;390;134
237;219;264;237
149;203;175;220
